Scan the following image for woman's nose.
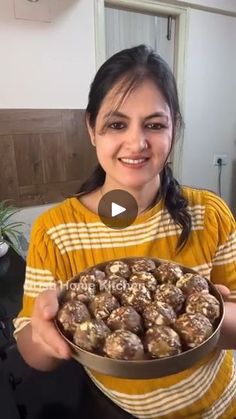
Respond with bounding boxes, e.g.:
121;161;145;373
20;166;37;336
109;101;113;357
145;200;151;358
124;128;148;153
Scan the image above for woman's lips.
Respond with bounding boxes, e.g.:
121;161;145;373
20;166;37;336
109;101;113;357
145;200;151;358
118;157;149;168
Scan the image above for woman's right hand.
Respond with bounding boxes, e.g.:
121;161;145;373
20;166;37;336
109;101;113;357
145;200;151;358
31;289;71;360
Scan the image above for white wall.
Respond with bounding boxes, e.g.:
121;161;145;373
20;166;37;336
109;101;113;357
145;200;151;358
0;0;96;108
174;0;236;13
182;8;236;213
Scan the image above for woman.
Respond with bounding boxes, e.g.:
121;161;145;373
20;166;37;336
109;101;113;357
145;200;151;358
15;45;236;418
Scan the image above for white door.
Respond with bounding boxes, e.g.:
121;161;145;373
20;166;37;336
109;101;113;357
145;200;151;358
105;6;176;72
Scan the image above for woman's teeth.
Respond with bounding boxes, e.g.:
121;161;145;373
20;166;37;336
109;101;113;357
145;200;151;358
120;158;147;164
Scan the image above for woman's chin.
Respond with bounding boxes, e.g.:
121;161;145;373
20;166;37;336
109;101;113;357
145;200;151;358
114;178;152;192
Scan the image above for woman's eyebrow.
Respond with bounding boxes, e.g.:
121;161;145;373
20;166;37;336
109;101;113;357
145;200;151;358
145;112;169;120
104;111;128;120
103;111;169;119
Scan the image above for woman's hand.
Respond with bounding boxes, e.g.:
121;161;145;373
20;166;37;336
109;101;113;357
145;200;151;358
31;289;71;360
215;284;236;350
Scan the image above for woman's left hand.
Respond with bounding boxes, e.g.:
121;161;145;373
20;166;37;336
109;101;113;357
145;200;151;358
215;284;236;350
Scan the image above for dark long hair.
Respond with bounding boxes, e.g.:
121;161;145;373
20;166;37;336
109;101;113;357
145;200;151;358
79;45;191;250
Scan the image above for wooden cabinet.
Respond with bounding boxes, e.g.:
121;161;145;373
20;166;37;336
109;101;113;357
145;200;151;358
0;110;97;207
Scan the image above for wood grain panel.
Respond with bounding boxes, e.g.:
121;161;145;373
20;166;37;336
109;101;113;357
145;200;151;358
0;135;19;202
62;110;97;181
19;180;82;206
0;110;62;135
40;133;66;183
13;134;43;186
0;109;98;207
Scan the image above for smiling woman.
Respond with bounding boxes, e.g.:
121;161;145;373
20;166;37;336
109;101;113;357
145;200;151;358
15;45;236;419
82;44;189;249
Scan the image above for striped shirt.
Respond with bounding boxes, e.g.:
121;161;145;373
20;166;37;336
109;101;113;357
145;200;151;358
14;187;236;418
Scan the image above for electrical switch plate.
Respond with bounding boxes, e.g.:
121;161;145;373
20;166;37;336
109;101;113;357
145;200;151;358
14;0;51;23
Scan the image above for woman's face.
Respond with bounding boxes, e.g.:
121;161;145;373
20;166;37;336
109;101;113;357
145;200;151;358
88;79;173;192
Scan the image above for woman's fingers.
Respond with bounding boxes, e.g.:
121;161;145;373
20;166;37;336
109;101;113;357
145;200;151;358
36;289;59;320
31;319;71;359
32;289;71;359
214;284;231;297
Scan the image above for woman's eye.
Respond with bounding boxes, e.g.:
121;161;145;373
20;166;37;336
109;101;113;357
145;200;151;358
109;122;125;130
146;123;164;130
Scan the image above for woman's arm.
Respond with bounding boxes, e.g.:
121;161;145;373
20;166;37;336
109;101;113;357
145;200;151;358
215;285;236;350
203;194;236;349
218;302;236;350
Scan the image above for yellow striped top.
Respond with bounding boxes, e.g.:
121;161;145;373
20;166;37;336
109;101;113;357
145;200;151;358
14;187;236;418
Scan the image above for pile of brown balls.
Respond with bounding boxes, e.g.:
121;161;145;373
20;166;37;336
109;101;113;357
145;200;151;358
56;258;221;361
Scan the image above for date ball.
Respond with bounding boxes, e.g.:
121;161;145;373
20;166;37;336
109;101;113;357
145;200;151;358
89;292;120;321
99;275;128;300
175;313;213;348
78;269;104;293
65;269;102;303
73;319;110;352
105;260;130;278
63;283;81;301
185;292;220;323
130;258;156;273
154;283;185;313
129;272;157;292
104;330;144;360
144;326;182;358
82;267;106;282
143;301;176;329
64;281;97;304
121;285;152;313
154;262;183;284
57;300;90;335
176;273;209;296
107;306;143;334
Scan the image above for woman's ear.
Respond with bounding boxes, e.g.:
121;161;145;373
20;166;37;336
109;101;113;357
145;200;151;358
86;113;96;147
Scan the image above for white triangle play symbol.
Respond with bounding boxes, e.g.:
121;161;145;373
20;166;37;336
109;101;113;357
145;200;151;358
111;202;126;217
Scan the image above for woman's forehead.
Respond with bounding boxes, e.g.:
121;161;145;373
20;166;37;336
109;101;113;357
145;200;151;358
98;79;170;118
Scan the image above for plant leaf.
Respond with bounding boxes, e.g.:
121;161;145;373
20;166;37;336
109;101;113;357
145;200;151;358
0;210;23;225
4;230;20;243
2;221;24;230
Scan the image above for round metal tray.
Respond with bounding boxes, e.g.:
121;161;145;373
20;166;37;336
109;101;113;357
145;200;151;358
55;257;224;379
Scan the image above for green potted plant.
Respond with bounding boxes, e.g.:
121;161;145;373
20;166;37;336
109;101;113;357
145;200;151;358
0;200;24;257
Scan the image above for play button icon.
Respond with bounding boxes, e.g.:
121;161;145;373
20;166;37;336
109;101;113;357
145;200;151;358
98;189;138;229
111;202;126;217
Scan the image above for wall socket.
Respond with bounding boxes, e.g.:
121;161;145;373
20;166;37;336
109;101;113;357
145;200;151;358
213;154;228;166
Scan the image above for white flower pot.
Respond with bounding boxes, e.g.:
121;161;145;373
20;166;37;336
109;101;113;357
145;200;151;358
0;241;9;257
